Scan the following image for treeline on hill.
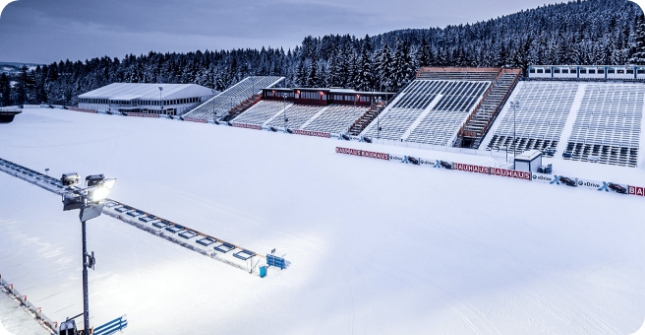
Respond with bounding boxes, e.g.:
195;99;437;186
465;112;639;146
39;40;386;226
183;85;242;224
1;0;644;107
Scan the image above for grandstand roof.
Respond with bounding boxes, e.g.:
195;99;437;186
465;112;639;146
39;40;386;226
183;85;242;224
78;83;213;100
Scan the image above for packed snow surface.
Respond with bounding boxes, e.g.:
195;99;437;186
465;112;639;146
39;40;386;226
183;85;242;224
1;108;645;335
0;294;47;335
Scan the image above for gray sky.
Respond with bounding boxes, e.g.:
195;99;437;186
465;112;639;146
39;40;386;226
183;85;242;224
0;0;567;64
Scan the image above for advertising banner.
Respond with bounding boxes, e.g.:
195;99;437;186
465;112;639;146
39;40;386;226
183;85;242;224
336;147;362;157
532;173;554;183
597;181;629;194
232;122;262;130
547;175;578;187
389;154;405;162
184;117;207;123
435;160;454;170
453;163;490;175
629;186;645;196
491;168;531;180
294;129;331;138
361;150;390;161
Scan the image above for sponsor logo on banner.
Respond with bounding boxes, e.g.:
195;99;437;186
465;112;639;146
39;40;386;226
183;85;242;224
232;122;261;130
434;160;453;170
491;168;531;180
420;159;435;166
629;186;645;196
602;182;629;194
336;147;362;156
338;134;351;141
184;117;207;123
349;135;363;142
389;154;404;162
361;150;389;160
294;129;331;138
549;175;577;187
453;163;490;174
405;156;420;165
575;178;602;190
532;173;553;183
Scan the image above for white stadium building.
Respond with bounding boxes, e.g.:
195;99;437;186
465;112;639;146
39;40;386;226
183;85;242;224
77;83;214;116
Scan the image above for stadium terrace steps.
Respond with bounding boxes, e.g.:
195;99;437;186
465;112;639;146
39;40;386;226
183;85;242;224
221;94;262;121
348;102;386;136
455;69;522;149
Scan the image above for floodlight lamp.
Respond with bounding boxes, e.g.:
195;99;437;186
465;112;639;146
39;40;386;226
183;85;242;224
88;187;109;203
85;174;105;187
101;178;116;190
61;173;79;187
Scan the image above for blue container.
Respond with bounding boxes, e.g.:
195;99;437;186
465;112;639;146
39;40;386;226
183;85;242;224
259;266;267;278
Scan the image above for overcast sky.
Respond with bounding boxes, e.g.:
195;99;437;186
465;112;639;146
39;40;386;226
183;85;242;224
0;0;596;64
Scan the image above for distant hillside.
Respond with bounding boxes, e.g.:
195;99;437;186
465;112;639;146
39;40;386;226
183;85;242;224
1;0;644;107
0;62;41;76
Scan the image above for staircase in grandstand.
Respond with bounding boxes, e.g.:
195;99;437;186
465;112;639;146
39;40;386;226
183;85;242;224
221;94;263;122
348;101;386;136
454;68;522;149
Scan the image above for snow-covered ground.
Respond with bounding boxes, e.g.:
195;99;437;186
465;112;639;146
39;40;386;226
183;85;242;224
1;108;645;335
0;294;48;335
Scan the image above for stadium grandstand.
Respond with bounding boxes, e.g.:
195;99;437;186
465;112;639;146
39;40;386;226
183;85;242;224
231;88;392;135
361;67;521;147
182;76;284;122
484;70;645;168
78;83;214;115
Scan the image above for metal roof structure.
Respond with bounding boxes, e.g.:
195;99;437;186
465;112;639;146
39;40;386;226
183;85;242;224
78;83;213;101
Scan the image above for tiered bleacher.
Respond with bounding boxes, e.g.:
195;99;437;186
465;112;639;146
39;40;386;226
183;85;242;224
563;84;644;167
361;68;503;145
183;76;284;121
487;82;579;157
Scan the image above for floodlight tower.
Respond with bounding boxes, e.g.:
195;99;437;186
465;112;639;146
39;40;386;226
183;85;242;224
158;86;164;115
61;173;116;335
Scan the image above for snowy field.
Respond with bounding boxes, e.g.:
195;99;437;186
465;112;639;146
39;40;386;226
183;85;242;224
1;108;645;335
0;294;48;335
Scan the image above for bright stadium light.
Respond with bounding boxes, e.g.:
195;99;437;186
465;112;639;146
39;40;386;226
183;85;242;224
88;186;109;203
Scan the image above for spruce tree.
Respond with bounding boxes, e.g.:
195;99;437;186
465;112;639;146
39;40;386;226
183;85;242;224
629;14;645;65
0;73;11;107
